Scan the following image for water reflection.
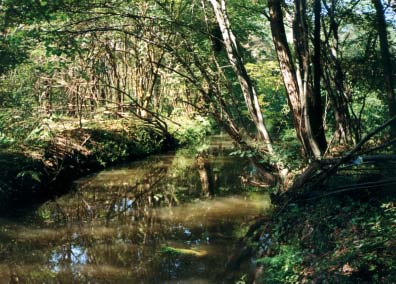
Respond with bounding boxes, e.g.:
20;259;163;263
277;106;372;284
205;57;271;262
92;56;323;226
0;135;271;283
50;244;88;272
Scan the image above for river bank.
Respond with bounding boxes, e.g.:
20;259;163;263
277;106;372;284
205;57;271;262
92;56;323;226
0;117;211;214
245;190;396;284
238;167;396;283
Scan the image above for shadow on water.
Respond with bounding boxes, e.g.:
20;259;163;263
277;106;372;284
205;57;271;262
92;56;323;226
0;134;272;283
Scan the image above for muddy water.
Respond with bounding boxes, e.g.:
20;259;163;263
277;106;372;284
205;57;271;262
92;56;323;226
0;135;271;283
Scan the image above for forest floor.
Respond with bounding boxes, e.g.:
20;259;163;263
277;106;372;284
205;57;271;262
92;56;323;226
0;117;190;213
245;170;396;283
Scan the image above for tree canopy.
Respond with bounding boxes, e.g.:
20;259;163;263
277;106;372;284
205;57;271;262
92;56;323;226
1;0;396;178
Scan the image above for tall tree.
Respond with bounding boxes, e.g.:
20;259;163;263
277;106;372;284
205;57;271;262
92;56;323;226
293;0;328;156
208;0;274;154
372;0;396;143
321;0;355;143
313;0;321;109
268;0;327;158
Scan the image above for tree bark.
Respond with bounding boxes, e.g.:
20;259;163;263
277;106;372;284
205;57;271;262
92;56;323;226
322;0;355;143
313;0;321;111
293;0;327;156
208;0;274;154
268;0;327;158
312;0;328;149
372;0;396;144
267;0;304;146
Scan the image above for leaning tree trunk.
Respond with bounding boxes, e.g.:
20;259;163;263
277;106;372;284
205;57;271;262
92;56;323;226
208;0;274;154
372;0;396;145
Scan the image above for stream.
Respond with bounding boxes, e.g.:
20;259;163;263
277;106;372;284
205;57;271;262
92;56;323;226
0;135;272;283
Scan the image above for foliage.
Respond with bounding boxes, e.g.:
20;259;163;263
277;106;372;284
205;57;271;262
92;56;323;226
0;0;393;165
86;130;131;167
246;60;288;136
0;32;28;74
257;245;303;284
235;274;248;284
171;115;214;146
257;192;396;283
0;131;14;148
351;89;388;133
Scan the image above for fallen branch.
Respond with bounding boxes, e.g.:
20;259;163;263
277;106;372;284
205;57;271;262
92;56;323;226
320;154;396;165
319;116;396;178
308;178;396;199
360;137;396;155
306;117;396;191
287;160;321;193
283;117;396;198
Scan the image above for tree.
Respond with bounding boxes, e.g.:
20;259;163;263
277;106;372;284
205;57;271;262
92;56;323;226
321;0;356;143
372;0;396;144
208;0;274;154
268;0;327;158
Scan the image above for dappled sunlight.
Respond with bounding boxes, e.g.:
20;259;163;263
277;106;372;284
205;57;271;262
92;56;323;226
156;195;271;226
76;264;133;278
0;136;271;283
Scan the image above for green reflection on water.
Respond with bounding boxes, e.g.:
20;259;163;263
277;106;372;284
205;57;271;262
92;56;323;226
0;135;271;283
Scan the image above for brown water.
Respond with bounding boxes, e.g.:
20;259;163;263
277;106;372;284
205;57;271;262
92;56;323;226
0;135;271;283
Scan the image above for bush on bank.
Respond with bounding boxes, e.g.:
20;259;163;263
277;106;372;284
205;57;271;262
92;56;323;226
254;191;396;284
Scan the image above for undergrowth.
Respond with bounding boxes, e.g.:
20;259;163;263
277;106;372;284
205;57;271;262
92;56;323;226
256;191;396;283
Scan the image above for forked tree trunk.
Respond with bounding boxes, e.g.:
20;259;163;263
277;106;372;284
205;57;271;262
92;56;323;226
268;0;327;158
208;0;274;154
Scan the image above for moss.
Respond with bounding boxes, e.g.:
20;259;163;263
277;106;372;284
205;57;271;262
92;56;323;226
160;246;208;257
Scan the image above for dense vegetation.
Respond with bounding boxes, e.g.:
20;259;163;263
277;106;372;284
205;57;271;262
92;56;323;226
1;0;395;283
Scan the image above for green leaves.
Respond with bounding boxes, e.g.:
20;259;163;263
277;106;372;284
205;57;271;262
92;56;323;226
0;132;14;147
16;170;42;183
0;33;28;74
257;245;303;284
229;149;255;158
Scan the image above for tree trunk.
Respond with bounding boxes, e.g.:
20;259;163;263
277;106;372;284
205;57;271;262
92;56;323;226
322;0;355;143
372;0;396;144
312;0;328;149
209;0;274;154
268;0;327;158
293;0;327;157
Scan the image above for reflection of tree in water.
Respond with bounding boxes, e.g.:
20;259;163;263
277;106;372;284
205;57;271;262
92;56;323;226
196;151;216;197
0;140;263;283
23;156;200;282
